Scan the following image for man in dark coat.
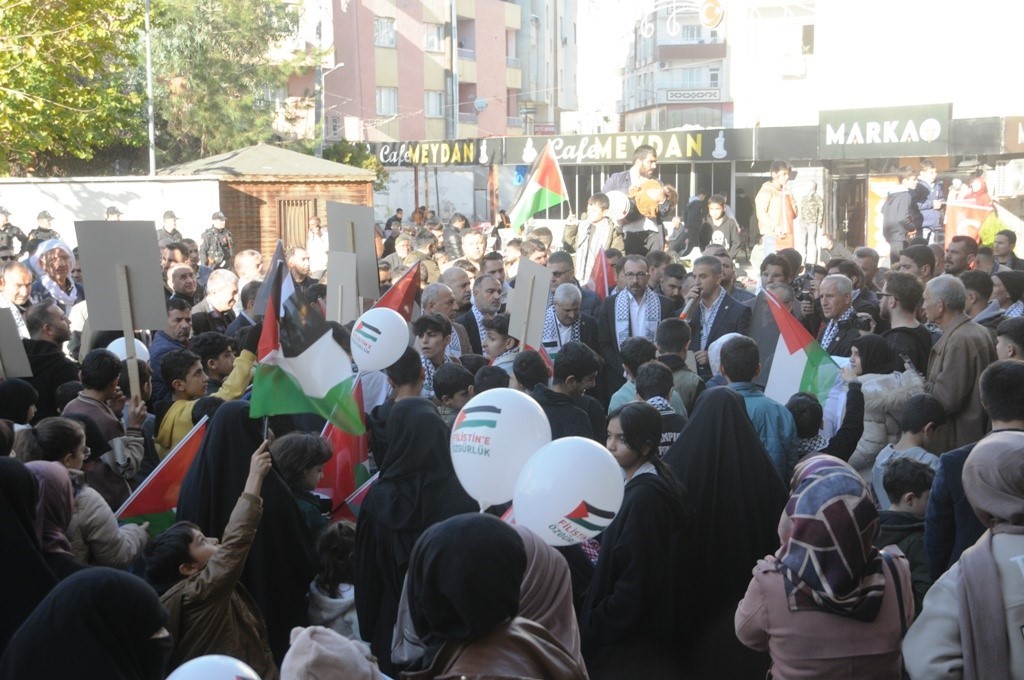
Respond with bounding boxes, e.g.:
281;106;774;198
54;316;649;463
528;342;602;442
597;255;676;398
22;302;80;422
816;274;861;357
685;255;752;380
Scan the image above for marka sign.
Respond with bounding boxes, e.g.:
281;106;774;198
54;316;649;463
504;129;753;166
818;104;951;159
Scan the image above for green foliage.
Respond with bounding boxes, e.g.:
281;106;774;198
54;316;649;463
150;0;305;165
0;0;146;174
323;140;389;191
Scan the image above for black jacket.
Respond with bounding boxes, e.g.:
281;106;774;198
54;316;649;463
454;309;483;355
882;325;933;374
876;510;931;614
529;385;596;441
23;339;81;422
687;291;753;379
925;441;986;579
597;292;677;397
442;225;464;258
817;315;861;357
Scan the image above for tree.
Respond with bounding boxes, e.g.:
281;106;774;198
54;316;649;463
0;0;145;175
323;140;389;191
150;0;306;165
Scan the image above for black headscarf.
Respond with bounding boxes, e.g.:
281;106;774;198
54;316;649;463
0;567;169;680
851;334;899;375
662;387;787;675
407;513;526;646
0;379;38;425
175;400;315;662
0;458;56;654
355;398;477;673
365;397;476;531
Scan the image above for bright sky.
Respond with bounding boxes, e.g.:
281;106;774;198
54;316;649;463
576;0;635;112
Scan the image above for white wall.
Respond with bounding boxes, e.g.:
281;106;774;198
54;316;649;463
373;168;477;223
0;176;222;248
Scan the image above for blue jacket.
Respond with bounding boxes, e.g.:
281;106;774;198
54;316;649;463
915;179;944;230
149;330;187;404
728;382;798;481
924;441;985;579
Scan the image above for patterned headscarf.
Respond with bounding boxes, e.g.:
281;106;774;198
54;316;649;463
775;455;886;621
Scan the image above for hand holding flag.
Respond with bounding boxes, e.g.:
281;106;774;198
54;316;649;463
508;141;571;234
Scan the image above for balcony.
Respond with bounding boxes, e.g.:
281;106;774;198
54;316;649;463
506;56;521;68
458;112;478;124
657;42;727;61
458;48;475;60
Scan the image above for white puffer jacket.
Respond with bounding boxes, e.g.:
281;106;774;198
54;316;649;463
67;468;148;568
848;369;925;474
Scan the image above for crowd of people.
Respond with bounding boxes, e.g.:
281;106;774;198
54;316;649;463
2;149;1024;679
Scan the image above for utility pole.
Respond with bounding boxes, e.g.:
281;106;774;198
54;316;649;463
313;4;324;158
144;0;156;175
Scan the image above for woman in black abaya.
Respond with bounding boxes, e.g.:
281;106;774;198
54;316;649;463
0;567;170;680
0;458;56;654
663;387;788;678
176;400;316;663
354;397;476;675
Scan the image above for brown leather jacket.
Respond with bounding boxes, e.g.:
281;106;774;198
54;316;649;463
402;618;587;680
161;493;279;679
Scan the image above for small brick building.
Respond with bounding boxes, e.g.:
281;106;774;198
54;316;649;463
159;143;375;261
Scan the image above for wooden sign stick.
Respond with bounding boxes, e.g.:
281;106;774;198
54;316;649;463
116;264;142;401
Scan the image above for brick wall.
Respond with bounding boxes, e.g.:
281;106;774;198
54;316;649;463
218;179;373;261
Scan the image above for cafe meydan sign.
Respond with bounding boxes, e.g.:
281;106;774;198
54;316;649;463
819;104;952;159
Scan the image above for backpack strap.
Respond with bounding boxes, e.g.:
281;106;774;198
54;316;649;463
880;550;908;635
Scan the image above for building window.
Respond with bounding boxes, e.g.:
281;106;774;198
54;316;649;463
376;87;398;115
680;67;701;88
329;115;341;139
424;23;444;52
374;16;396;47
681;24;700;43
802;25;815;54
425;90;444;118
709;67;720;88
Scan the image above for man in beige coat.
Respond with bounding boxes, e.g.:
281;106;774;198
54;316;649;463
922;275;997;453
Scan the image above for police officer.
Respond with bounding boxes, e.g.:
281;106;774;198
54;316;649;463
157;210;183;242
0;207;27;254
200;211;235;269
105;206;123;221
26;211;61;251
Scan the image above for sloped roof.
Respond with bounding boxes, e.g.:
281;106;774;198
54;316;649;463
158;142;375;180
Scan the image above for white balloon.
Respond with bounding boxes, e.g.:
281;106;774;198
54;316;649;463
450;388;551;509
166;654;261;680
513;437;625;546
105;337;150;361
349;307;409;372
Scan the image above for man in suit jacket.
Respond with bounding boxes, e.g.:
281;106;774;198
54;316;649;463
685;255;752;380
542;283;599;357
190;269;238;335
598;255;676;399
454;275;502;355
816;274;861;358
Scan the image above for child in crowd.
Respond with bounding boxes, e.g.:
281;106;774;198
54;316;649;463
482;313;520;374
269;432;332;540
413;313;454;400
474;365;510;394
634;360;687;456
144;441;278;678
189;331;236;394
875;457;935;614
307;521;360;639
154;322;256;458
433;364;475;428
870;393;943;510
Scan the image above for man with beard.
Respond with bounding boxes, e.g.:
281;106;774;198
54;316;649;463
286;246;317;299
0;260;32;338
599;255;676;397
880;271;933;373
22;302;79;421
29;241;84;316
456;275;502;355
659;263;688;307
422;282;472;358
602;144;658;194
944;236;978;276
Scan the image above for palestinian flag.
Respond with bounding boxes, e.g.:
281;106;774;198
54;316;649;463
250;261;365;435
116;417;208;536
508;141;570;234
751;290;839;405
344;472;379;518
318;381;371;521
252;239;285;319
374;260;420;321
584;247;616;300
